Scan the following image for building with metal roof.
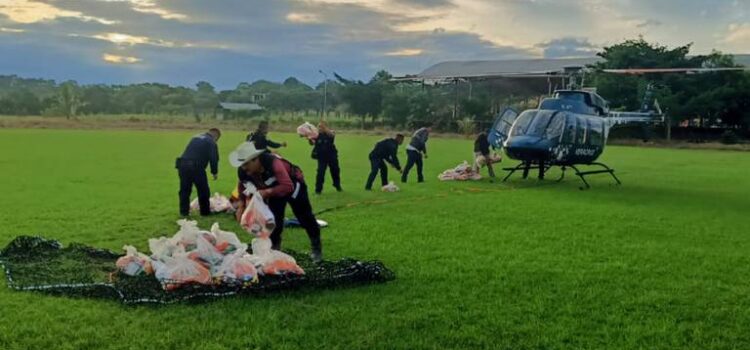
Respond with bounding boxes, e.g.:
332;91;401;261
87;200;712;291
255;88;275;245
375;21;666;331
216;102;263;120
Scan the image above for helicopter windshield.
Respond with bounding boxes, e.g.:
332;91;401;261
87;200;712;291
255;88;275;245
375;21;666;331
509;110;565;140
509;110;537;137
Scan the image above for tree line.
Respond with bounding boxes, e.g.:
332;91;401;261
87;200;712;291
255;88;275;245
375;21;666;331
1;38;749;132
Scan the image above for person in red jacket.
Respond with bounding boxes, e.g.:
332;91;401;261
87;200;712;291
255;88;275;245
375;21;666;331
230;142;322;262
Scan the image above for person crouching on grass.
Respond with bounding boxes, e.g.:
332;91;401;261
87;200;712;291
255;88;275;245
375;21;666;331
176;128;221;216
472;131;498;180
230;142;323;263
365;134;404;190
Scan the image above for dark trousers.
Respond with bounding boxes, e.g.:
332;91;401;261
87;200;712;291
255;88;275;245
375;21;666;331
315;155;341;193
401;150;424;183
267;182;321;251
178;162;210;216
365;156;388;190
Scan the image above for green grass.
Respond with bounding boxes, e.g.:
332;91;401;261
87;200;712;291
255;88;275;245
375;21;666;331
1;128;749;349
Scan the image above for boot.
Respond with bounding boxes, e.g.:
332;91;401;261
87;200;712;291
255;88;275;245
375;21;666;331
310;240;323;264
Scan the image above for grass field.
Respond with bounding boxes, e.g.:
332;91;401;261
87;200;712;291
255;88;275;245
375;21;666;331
1;128;749;350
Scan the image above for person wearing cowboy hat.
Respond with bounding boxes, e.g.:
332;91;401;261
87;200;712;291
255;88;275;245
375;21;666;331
229;142;323;262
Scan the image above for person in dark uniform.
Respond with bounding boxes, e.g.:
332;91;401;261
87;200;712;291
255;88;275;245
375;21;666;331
176;128;221;216
365;134;404;190
247;121;286;151
230;142;323;262
310;121;341;194
401;125;431;183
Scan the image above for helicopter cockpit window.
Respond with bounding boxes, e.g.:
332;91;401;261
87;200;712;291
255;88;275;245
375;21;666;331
545;112;565;140
556;91;586;102
509;110;537;136
575;116;587;144
561;114;577;144
587;118;604;146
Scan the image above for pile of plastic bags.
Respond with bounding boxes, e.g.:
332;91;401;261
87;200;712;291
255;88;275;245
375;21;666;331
381;181;400;192
189;193;235;214
438;161;482;181
296;122;319;140
116;194;305;291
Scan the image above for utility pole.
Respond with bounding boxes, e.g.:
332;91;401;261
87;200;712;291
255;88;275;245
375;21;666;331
318;70;328;119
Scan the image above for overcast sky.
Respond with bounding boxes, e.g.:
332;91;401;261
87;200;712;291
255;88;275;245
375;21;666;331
0;0;748;89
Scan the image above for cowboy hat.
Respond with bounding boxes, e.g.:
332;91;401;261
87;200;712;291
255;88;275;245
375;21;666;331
229;142;264;167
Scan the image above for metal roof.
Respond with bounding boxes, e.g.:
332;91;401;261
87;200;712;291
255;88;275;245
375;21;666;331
218;102;263;111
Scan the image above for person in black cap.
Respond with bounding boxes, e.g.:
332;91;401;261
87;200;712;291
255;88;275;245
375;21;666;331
310;121;342;194
247;121;286;151
365;134;404;190
401;124;431;183
176;128;220;216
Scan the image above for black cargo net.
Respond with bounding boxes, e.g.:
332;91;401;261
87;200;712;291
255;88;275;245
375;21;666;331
0;236;395;305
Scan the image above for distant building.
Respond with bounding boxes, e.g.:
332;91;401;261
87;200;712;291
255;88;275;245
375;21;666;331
216;102;263;120
251;93;268;103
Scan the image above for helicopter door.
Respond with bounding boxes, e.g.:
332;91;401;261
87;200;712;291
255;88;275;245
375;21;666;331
561;113;578;145
488;107;518;149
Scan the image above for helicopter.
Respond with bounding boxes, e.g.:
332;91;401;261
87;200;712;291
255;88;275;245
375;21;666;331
487;66;745;189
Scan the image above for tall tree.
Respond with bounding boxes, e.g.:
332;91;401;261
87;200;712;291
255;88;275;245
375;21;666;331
57;81;82;119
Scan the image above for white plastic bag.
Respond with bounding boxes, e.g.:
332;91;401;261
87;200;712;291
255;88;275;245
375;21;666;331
156;252;212;291
173;219;202;251
215;251;258;284
190;193;235;213
115;245;153;276
296;122;319;139
240;194;276;237
211;223;248;255
381;181;399;192
247;237;304;276
148;236;180;262
189;235;224;270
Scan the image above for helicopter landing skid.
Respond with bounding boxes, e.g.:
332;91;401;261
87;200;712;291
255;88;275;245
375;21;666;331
502;162;621;189
501;162;553;181
564;162;622;190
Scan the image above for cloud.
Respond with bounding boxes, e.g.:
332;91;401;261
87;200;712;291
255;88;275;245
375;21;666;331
90;32;175;47
722;23;750;51
0;0;117;24
102;53;142;64
286;12;321;23
538;37;599;58
0;0;746;89
0;27;25;33
392;0;454;8
636;19;663;28
98;0;188;21
384;48;423;56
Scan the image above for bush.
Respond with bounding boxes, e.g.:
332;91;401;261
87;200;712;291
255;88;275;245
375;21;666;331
456;117;477;135
720;130;740;145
